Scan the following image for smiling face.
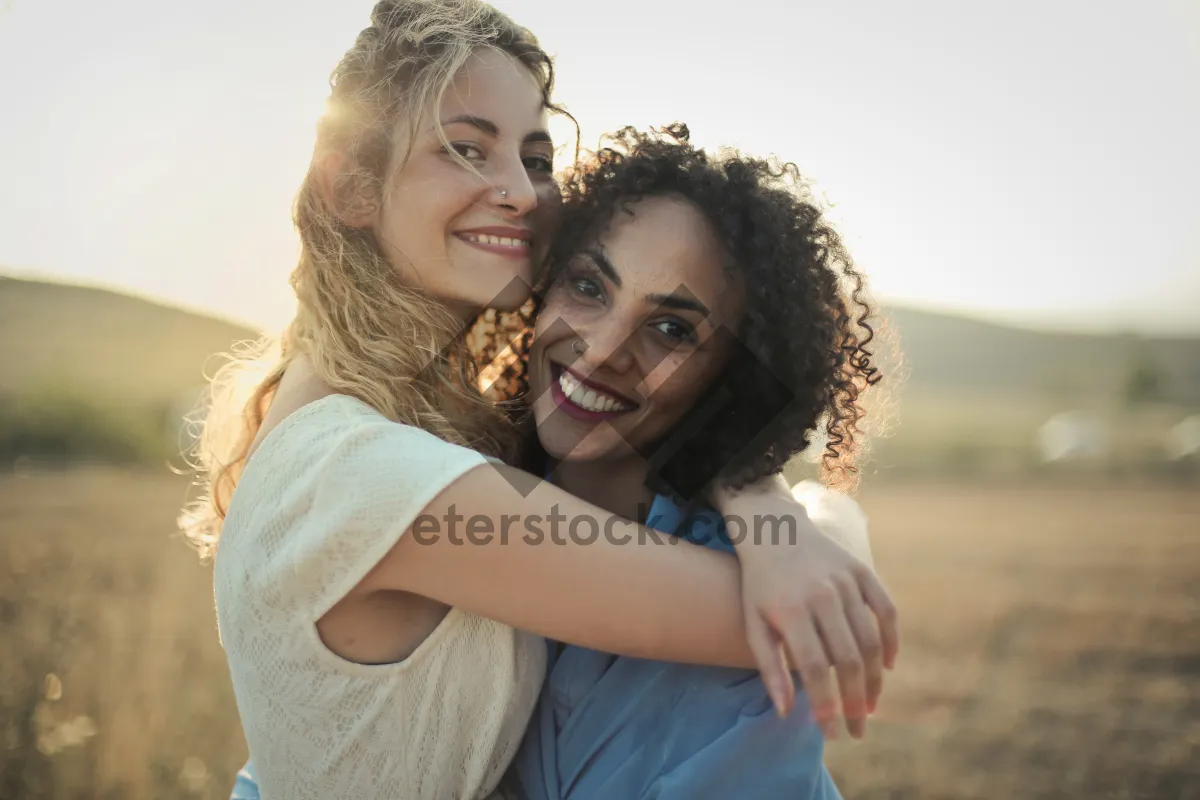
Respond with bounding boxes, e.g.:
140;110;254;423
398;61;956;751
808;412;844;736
371;47;562;317
529;195;746;465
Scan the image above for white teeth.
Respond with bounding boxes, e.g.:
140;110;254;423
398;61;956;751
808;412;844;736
556;369;633;414
463;233;527;248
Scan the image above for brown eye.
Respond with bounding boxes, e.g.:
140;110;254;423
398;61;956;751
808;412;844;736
652;319;696;344
523;154;553;173
570;276;603;299
447;143;484;161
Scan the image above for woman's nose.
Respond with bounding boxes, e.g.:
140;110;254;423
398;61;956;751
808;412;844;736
489;156;539;217
573;322;635;375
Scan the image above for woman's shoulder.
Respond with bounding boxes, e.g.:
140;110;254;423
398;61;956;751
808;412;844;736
216;394;495;621
249;393;386;452
246;394;488;477
223;393;494;553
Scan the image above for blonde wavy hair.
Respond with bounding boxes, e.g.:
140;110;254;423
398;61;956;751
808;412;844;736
179;0;562;559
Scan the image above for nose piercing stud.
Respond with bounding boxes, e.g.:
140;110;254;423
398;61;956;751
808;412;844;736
571;340;584;355
500;189;508;200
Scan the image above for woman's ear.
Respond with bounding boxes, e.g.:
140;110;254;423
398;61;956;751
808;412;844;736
315;150;379;229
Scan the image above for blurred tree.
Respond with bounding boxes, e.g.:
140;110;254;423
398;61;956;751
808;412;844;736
1122;350;1166;407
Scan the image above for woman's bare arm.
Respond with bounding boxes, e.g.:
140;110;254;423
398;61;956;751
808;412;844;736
361;462;756;668
358;461;898;736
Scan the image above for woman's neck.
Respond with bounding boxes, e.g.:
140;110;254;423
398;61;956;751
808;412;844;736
247;353;334;461
445;300;484;330
549;455;657;525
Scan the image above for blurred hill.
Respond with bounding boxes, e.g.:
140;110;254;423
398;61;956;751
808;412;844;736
4;274;1199;408
3;273;1198;474
884;307;1200;404
0;275;257;409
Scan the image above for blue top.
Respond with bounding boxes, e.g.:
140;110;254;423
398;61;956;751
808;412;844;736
230;494;841;800
501;494;841;799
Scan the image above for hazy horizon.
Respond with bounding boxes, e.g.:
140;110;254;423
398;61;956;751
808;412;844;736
8;264;1200;342
1;0;1197;336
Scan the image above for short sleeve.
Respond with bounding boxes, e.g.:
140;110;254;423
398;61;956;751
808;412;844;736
214;397;544;800
239;396;492;622
790;480;873;567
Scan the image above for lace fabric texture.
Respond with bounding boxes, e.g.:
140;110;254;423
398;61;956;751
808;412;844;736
215;395;546;799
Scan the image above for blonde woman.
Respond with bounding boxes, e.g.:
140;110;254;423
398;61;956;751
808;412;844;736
183;3;898;798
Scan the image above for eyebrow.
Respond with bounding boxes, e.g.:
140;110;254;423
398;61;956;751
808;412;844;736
583;248;711;316
440;114;553;145
582;248;622;287
647;292;711;316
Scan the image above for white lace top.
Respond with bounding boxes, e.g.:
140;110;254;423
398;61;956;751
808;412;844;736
214;395;547;800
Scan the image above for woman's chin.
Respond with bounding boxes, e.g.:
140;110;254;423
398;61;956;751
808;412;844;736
539;429;634;465
538;432;604;464
486;283;533;312
460;264;534;312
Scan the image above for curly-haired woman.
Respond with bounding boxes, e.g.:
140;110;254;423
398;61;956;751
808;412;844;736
500;123;883;799
190;1;898;797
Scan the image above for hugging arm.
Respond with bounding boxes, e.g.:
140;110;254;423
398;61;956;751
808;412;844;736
362;463;756;668
228;470;896;800
363;464;897;735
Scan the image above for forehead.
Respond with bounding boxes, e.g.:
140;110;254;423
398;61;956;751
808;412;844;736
438;47;548;131
596;195;740;312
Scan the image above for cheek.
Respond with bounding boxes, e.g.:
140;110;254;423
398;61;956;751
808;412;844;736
642;352;724;413
533;297;566;338
533;184;563;235
429;184;478;229
377;195;430;252
395;165;480;227
639;351;694;400
536;179;563;210
534;287;584;337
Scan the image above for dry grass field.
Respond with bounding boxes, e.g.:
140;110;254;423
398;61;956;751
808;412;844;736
1;468;1197;799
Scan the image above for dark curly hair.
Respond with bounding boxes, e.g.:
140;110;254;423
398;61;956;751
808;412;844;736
511;123;884;501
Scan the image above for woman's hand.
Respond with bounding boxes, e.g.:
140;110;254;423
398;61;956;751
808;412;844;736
713;475;899;740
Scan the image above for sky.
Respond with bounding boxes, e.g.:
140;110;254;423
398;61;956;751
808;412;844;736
0;0;1197;335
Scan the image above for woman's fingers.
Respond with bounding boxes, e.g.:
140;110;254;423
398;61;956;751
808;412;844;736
839;576;885;716
749;555;899;739
771;605;838;738
856;565;900;670
811;586;869;739
745;610;795;717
